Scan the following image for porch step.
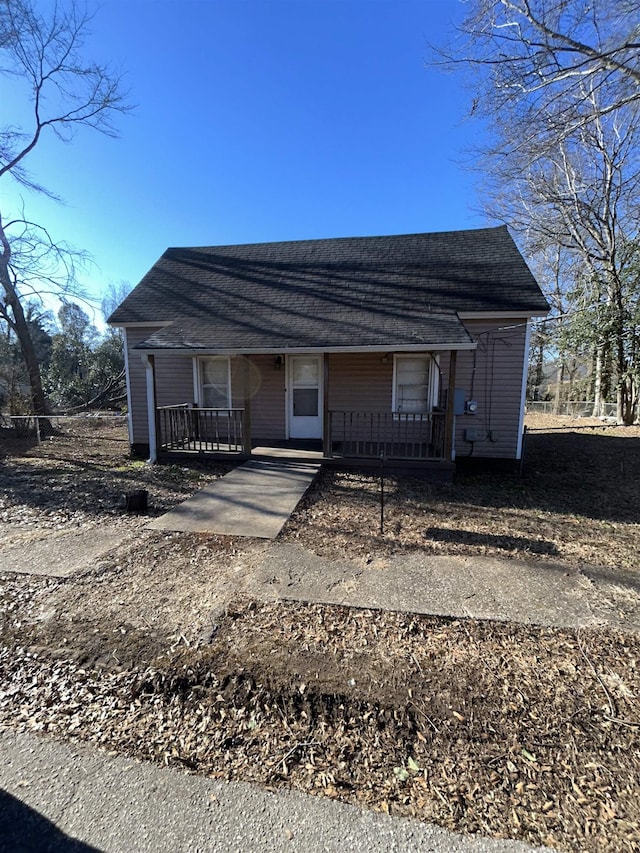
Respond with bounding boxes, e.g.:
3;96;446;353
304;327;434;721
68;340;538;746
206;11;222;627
146;458;320;538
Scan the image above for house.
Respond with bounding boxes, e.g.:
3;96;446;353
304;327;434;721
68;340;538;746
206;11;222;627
108;226;549;470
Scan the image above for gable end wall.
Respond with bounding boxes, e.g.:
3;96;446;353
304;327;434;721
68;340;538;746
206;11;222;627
452;318;528;460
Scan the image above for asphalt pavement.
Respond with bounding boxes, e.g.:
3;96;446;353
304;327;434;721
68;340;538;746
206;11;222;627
0;730;550;853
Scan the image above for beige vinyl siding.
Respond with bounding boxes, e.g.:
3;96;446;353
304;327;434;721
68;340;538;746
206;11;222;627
242;353;395;442
327;353;393;411
327;352;441;450
126;330;527;459
217;355;286;441
453;319;528;459
125;327;162;444
155;355;194;408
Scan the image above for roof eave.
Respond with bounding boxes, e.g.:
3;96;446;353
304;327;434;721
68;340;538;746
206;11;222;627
132;342;478;356
458;310;549;319
108;320;173;328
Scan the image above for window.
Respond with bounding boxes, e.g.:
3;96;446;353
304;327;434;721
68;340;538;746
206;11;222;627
393;355;438;414
199;357;231;408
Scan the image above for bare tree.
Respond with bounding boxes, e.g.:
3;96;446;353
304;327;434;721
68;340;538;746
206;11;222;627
520;93;639;420
432;1;640;422
0;0;129;414
490;93;640;420
435;0;640;143
101;280;132;330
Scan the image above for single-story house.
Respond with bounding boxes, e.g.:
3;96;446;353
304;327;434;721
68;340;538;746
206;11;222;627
108;226;549;470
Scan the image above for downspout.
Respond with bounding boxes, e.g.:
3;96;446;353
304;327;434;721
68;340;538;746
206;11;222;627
142;353;157;464
516;320;532;460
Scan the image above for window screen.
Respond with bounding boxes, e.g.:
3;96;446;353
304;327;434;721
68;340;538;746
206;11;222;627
394;355;435;414
200;357;231;408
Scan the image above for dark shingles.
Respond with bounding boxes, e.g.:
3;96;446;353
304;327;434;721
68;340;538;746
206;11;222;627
108;226;549;350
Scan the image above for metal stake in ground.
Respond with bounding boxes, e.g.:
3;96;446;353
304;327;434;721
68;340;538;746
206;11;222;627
380;451;385;536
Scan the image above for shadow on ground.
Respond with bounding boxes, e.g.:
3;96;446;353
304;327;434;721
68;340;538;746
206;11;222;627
0;789;101;852
424;527;560;556
423;429;639;525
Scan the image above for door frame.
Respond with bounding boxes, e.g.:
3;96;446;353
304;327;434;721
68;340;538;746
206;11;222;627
286;353;324;440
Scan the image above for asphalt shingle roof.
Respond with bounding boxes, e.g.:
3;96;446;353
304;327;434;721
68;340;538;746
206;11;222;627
108;226;548;351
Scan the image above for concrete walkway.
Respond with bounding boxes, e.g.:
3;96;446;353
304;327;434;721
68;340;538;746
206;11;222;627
0;525;123;578
147;458;320;538
0;730;549;853
249;543;640;633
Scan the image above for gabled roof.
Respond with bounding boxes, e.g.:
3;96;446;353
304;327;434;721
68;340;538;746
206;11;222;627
108;226;548;351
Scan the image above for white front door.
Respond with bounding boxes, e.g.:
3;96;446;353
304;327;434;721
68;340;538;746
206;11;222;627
288;355;323;439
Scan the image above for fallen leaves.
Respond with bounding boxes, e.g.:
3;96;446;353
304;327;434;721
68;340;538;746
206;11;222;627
1;414;640;852
1;599;639;852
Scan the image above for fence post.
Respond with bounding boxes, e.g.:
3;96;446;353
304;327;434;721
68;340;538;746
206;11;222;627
324;411;332;458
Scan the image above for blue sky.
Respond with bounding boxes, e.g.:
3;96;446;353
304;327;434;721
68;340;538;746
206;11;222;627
3;0;487;321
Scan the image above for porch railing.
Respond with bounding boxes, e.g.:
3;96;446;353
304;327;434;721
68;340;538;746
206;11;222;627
326;410;446;460
157;406;446;461
157;404;247;454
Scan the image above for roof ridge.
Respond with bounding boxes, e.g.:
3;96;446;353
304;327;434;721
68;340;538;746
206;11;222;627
164;225;509;254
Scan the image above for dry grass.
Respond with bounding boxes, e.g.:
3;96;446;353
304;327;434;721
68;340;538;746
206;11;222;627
283;413;640;571
1;413;639;852
2;599;639;853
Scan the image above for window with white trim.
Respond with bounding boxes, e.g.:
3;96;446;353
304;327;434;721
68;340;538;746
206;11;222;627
392;354;438;414
199;357;231;408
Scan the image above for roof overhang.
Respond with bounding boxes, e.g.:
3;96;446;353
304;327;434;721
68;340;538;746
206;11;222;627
458;311;548;319
133;342;477;356
109;321;173;328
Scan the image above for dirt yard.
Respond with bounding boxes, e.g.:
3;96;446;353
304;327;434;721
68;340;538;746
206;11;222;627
1;414;639;852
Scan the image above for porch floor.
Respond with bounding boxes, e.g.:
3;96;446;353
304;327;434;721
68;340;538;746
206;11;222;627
160;442;453;479
146;457;320;538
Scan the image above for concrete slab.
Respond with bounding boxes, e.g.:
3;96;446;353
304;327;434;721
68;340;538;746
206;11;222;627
0;527;124;578
250;543;640;632
147;459;320;538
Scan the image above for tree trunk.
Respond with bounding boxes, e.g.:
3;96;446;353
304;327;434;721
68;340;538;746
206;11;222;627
0;255;49;415
592;344;606;418
533;341;544;401
612;282;631;425
617;375;634;425
553;358;565;414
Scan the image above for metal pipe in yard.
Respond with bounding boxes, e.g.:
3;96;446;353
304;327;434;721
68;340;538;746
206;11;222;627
380;452;385;536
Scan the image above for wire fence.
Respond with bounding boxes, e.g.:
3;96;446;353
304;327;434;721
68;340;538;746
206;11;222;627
526;400;617;418
0;413;128;444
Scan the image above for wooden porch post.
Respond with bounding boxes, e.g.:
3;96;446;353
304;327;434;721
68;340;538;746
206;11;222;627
242;356;252;456
323;353;330;457
444;349;457;462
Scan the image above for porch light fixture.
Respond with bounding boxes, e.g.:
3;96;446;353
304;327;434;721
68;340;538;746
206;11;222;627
381;354;389;364
274;354;284;370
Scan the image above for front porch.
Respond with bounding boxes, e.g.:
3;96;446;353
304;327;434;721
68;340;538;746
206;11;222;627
141;348;463;475
156;404;452;467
